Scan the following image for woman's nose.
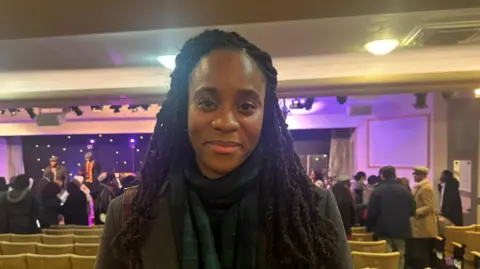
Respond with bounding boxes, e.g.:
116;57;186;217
211;109;239;132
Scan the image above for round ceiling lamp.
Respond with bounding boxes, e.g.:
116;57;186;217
364;39;399;56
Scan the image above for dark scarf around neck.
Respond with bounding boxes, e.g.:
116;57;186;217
170;149;263;269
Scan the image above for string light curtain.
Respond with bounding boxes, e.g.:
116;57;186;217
21;133;151;182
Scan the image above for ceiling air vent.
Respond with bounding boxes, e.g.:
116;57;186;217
401;21;480;47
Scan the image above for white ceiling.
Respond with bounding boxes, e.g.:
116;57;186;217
1;8;480;107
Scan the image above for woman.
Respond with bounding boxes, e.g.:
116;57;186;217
95;30;352;269
352;171;366;204
0;174;40;234
61;175;89;225
94;173;118;224
38;171;62;228
310;170;325;188
398;177;412;193
331;175;356;238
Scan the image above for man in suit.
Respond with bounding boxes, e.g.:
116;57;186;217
43;156;69;190
408;166;438;269
81;152;102;193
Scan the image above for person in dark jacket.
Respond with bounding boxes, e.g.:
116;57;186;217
42;155;69;190
61;176;89;225
94;173;118;224
332;175;356;238
38;171;62;228
119;175;138;195
0;177;7;192
0;174;40;234
366;166;416;269
439;169;463;226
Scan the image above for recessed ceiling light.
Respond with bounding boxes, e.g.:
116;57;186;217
157;55;176;70
364;39;399;56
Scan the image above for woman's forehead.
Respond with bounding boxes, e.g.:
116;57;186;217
189;49;265;87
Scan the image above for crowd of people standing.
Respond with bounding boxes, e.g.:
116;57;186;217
311;166;463;269
0;152;139;234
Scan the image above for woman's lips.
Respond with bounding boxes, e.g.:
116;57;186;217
206;141;241;154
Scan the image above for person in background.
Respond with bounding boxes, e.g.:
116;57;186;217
310;169;325;188
43;156;69;189
439;169;463;226
61;175;89;225
398;177;412;193
408;166;438;269
0;177;7;192
94;173;118;224
0;174;40;234
38;171;62;228
119;175;138;195
366;166;415;269
353;171;366;204
81;152;102;194
332;175;356;239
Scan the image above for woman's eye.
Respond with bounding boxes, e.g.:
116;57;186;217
197;99;217;109
238;102;257;112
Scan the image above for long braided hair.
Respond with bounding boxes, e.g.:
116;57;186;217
112;29;341;269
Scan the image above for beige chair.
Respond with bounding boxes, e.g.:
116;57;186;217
71;255;96;269
444;225;476;257
41;234;74;245
42;229;75;235
352;251;400;269
0;242;36;255
351;233;374;242
36;243;74;255
74;243;99;256
0;234;11;243
26;254;72;269
74;235;100;244
0;254;28;269
74;229;103;236
351;227;367;233
10;234;42;243
348;240;386;253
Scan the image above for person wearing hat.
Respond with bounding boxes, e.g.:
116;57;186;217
407;166;438;269
43;155;69;189
80;152;102;193
0;174;40;234
331;175;356;238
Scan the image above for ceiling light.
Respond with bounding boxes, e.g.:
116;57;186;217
364;39;399;56
71;107;83;116
90;105;103;112
110;105;122;113
157;55;176;70
475;89;480;96
25;108;37;119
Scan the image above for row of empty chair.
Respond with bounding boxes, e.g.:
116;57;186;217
434;224;480;268
0;242;98;256
49;225;103;230
42;228;102;236
0;234;100;244
0;253;94;269
347;227;400;268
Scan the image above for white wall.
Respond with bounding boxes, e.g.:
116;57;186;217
352;94;445;188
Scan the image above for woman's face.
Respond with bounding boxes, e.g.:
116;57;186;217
188;49;266;178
